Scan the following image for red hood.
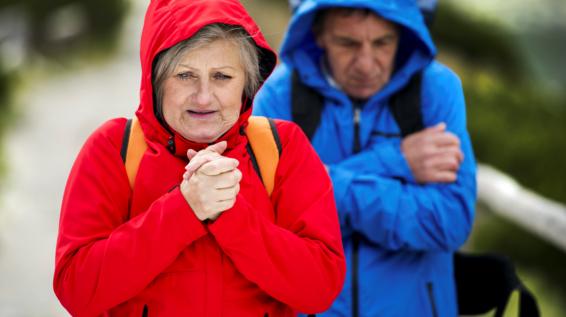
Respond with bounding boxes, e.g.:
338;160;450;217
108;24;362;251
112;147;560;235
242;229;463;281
136;0;277;155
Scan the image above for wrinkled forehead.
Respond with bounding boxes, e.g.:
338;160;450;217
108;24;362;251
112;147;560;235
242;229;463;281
174;39;243;70
315;7;398;35
319;8;398;37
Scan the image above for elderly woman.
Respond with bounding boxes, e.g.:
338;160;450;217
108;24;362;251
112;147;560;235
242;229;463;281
53;0;345;316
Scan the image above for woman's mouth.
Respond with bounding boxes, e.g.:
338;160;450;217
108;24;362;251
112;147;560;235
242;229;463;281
187;110;216;119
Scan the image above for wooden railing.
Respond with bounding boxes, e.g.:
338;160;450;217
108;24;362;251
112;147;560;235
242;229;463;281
477;164;566;253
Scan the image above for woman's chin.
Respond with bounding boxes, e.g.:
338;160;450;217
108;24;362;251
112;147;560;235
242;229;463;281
183;130;221;144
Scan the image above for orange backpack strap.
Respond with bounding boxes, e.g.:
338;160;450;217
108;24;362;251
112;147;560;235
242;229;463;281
120;116;280;194
246;116;281;196
121;116;148;189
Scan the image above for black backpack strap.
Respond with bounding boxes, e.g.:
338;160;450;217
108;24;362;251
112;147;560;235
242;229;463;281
121;118;133;163
291;69;425;140
388;71;424;137
291;70;325;140
268;118;283;154
246;143;262;182
517;285;539;317
454;252;540;317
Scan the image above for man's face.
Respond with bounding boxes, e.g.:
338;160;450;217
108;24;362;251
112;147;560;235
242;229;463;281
316;10;399;99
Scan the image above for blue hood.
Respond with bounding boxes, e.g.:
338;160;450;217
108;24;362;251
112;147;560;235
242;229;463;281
280;0;436;96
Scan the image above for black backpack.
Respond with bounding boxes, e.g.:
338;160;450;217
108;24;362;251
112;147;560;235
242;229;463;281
290;70;540;317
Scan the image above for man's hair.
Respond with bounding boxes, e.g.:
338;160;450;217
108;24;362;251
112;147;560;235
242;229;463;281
152;23;260;112
312;8;375;36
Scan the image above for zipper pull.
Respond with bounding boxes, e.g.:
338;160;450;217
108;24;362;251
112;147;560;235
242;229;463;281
353;106;362;154
354;106;361;125
167;135;175;153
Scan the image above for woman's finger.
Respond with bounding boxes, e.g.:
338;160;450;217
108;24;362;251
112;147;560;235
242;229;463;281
199;158;239;176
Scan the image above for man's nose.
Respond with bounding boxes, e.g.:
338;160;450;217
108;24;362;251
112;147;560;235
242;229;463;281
353;44;376;73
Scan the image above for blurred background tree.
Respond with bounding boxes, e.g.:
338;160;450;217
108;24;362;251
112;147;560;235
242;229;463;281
433;1;566;205
0;0;129;150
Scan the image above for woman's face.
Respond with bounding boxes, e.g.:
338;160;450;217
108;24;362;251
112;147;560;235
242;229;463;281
161;39;246;143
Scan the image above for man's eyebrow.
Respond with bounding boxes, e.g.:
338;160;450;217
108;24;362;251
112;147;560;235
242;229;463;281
332;35;360;42
374;34;398;41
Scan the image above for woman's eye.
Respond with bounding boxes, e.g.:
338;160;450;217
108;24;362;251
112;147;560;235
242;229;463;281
176;72;194;80
213;72;232;80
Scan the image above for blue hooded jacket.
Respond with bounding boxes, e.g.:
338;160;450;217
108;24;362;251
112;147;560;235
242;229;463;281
254;1;477;316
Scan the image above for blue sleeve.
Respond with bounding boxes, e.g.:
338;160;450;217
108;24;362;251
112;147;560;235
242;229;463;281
329;67;477;252
331;139;417;183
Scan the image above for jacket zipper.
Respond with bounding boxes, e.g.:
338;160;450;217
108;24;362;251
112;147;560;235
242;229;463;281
427;282;438;317
353;106;361;153
142;304;148;317
352;105;361;317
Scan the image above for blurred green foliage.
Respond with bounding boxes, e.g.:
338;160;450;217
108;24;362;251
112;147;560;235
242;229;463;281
432;2;566;205
0;62;7;107
432;3;566;316
464;74;566;203
0;59;16;176
433;2;527;80
1;0;129;57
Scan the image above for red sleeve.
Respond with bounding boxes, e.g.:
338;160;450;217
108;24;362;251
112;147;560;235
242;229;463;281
53;119;207;317
209;120;346;313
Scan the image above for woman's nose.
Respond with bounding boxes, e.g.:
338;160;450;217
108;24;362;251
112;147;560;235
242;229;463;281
194;81;212;106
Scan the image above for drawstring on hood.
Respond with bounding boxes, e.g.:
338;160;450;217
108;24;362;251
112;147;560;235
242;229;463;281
136;0;277;155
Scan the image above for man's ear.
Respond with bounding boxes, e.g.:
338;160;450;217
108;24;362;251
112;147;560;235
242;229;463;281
314;32;325;49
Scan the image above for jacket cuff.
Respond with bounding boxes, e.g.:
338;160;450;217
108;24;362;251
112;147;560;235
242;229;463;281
166;187;208;243
207;196;259;245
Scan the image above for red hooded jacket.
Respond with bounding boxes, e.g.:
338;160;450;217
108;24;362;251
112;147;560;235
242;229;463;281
53;0;346;316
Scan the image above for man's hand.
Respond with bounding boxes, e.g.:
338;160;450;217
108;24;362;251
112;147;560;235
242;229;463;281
401;123;464;184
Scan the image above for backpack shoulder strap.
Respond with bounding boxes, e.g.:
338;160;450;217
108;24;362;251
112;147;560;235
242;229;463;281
388;71;425;137
121;116;280;194
291;69;425;139
121;116;148;189
246;116;281;196
291;70;325;141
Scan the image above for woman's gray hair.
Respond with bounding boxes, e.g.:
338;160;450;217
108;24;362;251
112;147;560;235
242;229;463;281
152;23;260;112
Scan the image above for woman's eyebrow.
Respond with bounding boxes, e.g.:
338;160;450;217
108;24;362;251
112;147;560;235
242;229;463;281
177;64;196;70
178;64;237;70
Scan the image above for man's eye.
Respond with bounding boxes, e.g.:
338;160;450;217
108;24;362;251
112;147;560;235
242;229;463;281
338;41;357;48
374;37;396;48
213;73;232;80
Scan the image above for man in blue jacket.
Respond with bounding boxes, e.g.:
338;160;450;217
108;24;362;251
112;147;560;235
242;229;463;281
253;0;476;316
